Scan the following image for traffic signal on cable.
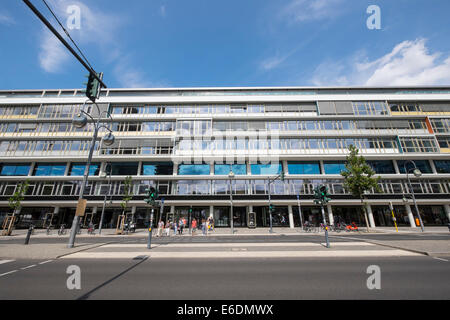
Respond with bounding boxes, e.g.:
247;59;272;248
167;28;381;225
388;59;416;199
84;72;102;103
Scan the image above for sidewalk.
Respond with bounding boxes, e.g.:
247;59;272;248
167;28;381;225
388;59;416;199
2;226;449;239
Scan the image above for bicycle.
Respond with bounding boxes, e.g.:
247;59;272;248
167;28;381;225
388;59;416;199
58;224;66;236
87;224;95;235
46;225;53;235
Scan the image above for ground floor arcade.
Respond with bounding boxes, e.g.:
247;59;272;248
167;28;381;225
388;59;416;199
1;202;450;229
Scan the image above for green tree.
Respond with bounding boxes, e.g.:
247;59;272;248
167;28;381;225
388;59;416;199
120;176;133;216
9;180;29;215
341;145;382;231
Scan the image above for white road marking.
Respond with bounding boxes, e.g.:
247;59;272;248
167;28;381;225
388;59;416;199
61;250;421;259
0;270;18;277
20;264;37;270
38;260;53;265
0;260;15;265
433;257;449;262
100;242;374;248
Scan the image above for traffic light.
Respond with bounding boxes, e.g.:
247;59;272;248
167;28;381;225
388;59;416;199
145;186;159;207
269;204;275;214
84;72;102;103
314;185;331;206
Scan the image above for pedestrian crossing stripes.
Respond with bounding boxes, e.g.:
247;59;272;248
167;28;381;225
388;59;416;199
0;260;15;265
60;242;422;259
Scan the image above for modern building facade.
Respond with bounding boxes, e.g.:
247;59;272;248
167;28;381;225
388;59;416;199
1;86;450;229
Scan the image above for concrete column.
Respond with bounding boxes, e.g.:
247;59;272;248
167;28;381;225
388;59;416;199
209;205;214;218
429;160;437;174
64;162;71;176
288;205;294;229
405;204;417;228
248;205;253;213
28;162;36;176
137;161;142;176
319;160;325;175
173;163;178;176
168;205;175;221
53;206;60;214
393;160;400;174
444;204;450;222
366;203;376;228
327;204;334;226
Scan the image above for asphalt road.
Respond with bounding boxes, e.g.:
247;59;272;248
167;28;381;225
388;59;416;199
0;232;449;245
0;255;449;300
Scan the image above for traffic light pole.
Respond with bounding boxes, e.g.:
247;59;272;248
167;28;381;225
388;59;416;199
147;207;154;249
320;205;330;248
267;172;285;234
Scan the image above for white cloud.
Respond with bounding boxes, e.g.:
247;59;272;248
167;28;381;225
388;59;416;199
39;29;70;73
311;39;450;86
160;5;166;18
260;55;288;71
0;12;15;25
279;0;344;23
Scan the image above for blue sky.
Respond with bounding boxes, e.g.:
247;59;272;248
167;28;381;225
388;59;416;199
1;0;450;89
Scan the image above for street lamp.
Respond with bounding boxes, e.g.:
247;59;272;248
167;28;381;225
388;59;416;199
267;169;285;234
67;101;115;248
98;162;113;235
228;168;235;234
403;160;425;232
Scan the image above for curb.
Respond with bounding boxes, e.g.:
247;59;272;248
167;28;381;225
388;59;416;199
55;241;118;259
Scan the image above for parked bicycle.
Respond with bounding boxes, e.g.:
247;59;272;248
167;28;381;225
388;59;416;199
58;224;66;235
46;224;53;235
87;223;95;235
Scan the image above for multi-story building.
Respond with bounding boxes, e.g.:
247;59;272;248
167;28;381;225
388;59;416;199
1;86;450;230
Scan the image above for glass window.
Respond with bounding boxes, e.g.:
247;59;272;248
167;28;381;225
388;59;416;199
178;164;210;175
251;163;282;175
288;162;321;174
111;162;139;175
323;162;346;174
214;164;247;175
367;160;395;174
433;160;450;174
33;163;66;176
69;163;100;176
142;162;173;175
397;160;433;174
0;164;30;176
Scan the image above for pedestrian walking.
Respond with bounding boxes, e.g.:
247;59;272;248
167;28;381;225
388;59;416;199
191;218;197;236
157;220;164;237
179;219;184;235
201;219;206;236
165;221;171;237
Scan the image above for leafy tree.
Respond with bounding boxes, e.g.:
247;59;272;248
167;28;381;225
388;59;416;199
120;176;133;216
9;180;29;215
341;145;382;231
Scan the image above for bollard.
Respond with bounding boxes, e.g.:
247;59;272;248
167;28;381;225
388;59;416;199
24;224;34;245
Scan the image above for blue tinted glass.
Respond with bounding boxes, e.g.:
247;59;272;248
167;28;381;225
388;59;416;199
1;166;14;176
323;162;344;174
14;165;31;176
434;160;450;173
50;165;66;176
178;164;210;175
70;164;100;176
34;164;66;176
288;162;320;174
214;164;247;175
397;160;432;174
251;163;282;175
142;162;173;175
367;160;395;174
34;165;51;176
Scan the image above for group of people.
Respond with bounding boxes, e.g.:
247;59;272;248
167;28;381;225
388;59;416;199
156;216;215;237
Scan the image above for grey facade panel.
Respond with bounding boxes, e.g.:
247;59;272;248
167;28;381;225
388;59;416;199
318;101;336;115
334;101;353;114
